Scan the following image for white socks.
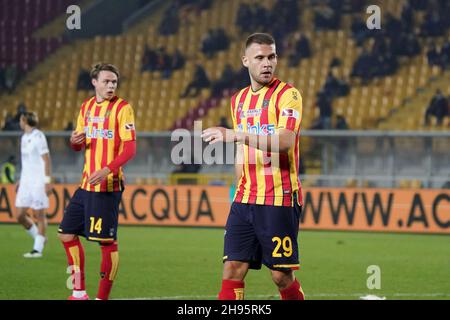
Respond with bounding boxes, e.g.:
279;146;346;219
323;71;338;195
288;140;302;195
26;224;38;239
73;290;87;298
26;224;46;254
33;234;46;253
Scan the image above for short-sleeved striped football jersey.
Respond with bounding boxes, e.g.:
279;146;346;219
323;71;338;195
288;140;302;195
75;96;136;192
231;78;303;207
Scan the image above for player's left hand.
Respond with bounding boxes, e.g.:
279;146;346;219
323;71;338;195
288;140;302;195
201;127;236;144
88;167;111;185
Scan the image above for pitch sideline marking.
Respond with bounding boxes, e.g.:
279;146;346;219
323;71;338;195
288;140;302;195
115;293;450;300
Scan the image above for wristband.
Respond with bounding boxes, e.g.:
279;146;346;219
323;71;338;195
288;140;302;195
44;176;51;184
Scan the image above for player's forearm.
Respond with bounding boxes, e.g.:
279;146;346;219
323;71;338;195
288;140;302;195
234;164;242;185
42;153;52;180
106;140;136;174
234;144;243;185
235;131;294;153
70;141;85;151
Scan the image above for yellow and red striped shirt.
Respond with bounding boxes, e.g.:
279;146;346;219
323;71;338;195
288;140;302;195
75;96;136;192
231;78;303;207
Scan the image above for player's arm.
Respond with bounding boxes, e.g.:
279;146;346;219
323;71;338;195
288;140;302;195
70;108;86;151
70;131;85;151
202;88;302;153
38;132;53;193
228;94;243;184
105;140;136;174
87;141;136;185
42;152;52;194
42;153;52;178
107;104;136;173
239;128;295;153
234;143;243;185
202;126;296;153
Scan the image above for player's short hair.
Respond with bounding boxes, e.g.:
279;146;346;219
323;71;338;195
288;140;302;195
90;63;120;82
22;111;39;127
245;33;276;51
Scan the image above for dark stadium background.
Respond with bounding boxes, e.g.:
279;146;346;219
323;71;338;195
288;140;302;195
0;0;449;301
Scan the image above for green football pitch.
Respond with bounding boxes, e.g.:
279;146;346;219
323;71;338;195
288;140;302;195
1;224;449;300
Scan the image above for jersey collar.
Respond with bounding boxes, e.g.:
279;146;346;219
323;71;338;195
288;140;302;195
250;77;278;94
95;96;117;106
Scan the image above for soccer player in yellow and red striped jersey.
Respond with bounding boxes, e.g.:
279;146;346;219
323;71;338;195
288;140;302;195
58;63;136;300
202;33;305;300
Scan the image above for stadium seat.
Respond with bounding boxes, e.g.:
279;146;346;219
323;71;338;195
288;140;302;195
1;0;449;133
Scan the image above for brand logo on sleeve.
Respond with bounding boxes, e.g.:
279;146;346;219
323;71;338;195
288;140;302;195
281;108;299;119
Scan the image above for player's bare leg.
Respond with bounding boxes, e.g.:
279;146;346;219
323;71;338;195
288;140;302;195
271;269;305;300
222;261;250;281
34;210;47;237
15;207;41;257
218;261;249;300
15;207;35;230
58;233;77;242
58;233;88;300
22;210;48;258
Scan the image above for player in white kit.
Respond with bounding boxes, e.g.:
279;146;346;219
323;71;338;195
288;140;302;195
15;112;52;258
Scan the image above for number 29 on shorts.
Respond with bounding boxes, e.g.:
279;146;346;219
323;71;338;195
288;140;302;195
272;236;293;257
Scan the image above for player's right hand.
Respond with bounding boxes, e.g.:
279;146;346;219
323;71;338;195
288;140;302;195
70;131;86;145
201;127;237;144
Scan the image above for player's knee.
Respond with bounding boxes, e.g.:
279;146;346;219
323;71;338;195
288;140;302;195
58;233;77;242
35;212;47;222
15;213;24;223
223;261;248;281
271;270;294;289
14;209;26;222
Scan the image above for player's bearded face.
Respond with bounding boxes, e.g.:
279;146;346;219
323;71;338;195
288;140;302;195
243;43;277;86
92;71;118;101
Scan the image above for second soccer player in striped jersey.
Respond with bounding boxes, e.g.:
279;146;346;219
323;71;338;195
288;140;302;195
58;63;136;300
202;33;305;300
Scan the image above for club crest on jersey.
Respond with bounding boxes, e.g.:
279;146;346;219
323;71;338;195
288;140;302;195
262;99;270;108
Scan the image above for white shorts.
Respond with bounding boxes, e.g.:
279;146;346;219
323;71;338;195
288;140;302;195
15;185;49;210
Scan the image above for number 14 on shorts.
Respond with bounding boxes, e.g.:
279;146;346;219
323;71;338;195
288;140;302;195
90;217;103;234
